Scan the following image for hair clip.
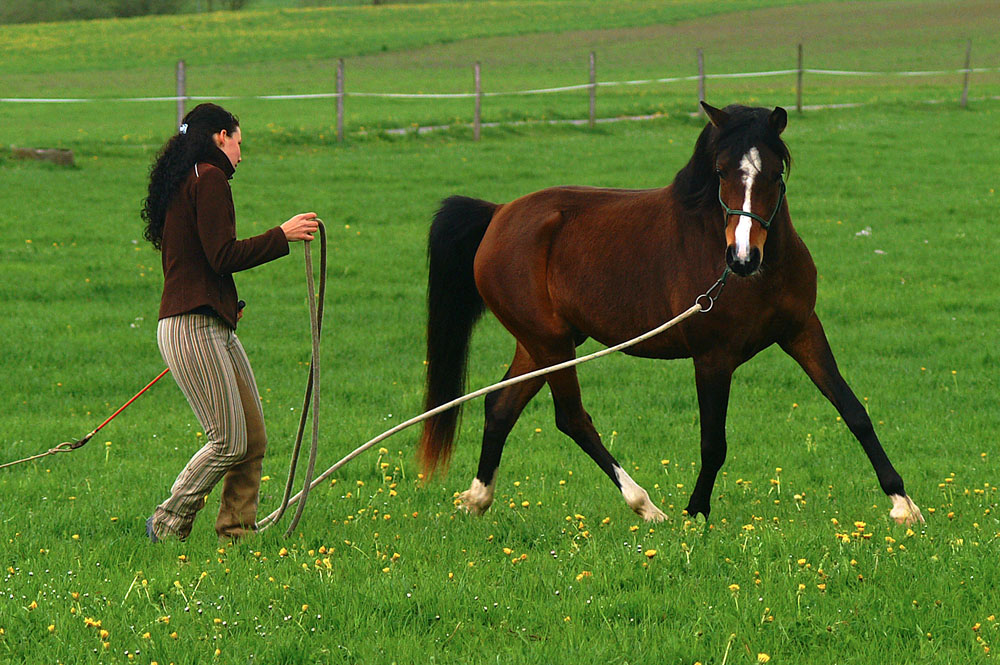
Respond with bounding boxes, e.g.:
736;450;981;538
178;123;188;135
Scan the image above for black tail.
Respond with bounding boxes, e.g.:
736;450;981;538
418;196;498;475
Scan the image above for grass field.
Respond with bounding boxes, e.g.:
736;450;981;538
2;2;999;664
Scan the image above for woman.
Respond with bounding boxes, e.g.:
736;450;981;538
141;102;318;542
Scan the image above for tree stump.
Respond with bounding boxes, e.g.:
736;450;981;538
12;147;75;167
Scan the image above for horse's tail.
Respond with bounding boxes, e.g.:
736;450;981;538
418;195;499;476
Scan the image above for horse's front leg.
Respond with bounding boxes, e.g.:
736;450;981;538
780;313;923;525
686;358;734;520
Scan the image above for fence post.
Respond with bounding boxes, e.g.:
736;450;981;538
336;58;345;143
796;43;804;113
175;60;186;129
960;39;972;108
589;51;597;128
474;61;482;141
697;48;706;116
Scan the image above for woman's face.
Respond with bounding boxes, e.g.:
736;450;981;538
214;127;242;168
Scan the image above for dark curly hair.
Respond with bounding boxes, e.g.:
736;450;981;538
142;103;239;250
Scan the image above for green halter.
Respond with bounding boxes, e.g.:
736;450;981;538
718;178;785;230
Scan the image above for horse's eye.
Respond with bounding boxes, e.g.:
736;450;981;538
714;168;724;178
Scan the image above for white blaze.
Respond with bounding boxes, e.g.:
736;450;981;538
734;147;762;262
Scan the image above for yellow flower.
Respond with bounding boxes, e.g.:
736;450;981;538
645;550;657;559
728;584;740;592
47;624;55;633
757;654;771;663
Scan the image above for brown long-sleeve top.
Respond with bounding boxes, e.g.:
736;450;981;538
158;148;289;329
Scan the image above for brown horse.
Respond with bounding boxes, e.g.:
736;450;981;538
418;102;923;526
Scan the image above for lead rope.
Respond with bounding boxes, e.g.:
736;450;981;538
0;368;172;471
257;220;326;536
255;265;731;530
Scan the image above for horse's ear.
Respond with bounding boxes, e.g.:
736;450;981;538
769;106;788;135
701;102;730;128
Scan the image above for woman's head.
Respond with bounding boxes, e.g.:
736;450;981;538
180;103;241;167
142;103;241;250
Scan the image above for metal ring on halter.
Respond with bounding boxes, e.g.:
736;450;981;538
696;267;732;314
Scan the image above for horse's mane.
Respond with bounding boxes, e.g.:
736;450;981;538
672;105;791;211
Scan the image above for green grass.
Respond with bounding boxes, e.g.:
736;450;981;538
2;2;999;664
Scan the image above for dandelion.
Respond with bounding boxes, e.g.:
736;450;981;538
758;654;771;664
728;584;740;592
645;550;657;559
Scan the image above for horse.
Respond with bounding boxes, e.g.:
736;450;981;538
417;102;923;526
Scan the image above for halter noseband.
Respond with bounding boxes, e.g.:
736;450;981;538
718;178;785;230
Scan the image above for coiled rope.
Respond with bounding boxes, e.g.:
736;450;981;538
257;220;326;536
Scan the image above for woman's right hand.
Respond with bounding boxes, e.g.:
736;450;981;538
281;213;320;242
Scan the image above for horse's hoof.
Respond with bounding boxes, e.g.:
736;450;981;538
638;504;668;523
890;494;925;526
456;479;494;516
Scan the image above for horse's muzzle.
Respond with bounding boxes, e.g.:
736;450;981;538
726;245;761;277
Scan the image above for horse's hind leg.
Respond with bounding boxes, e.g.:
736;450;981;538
780;313;924;525
459;342;545;515
536;344;666;522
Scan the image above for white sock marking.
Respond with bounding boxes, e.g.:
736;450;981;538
735;147;762;261
614;464;665;522
459;476;495;516
889;493;925;525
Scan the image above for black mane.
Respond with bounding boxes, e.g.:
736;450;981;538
672;105;791;211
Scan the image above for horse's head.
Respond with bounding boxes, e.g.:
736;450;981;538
701;102;790;277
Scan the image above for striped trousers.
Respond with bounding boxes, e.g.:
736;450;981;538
151;314;267;540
